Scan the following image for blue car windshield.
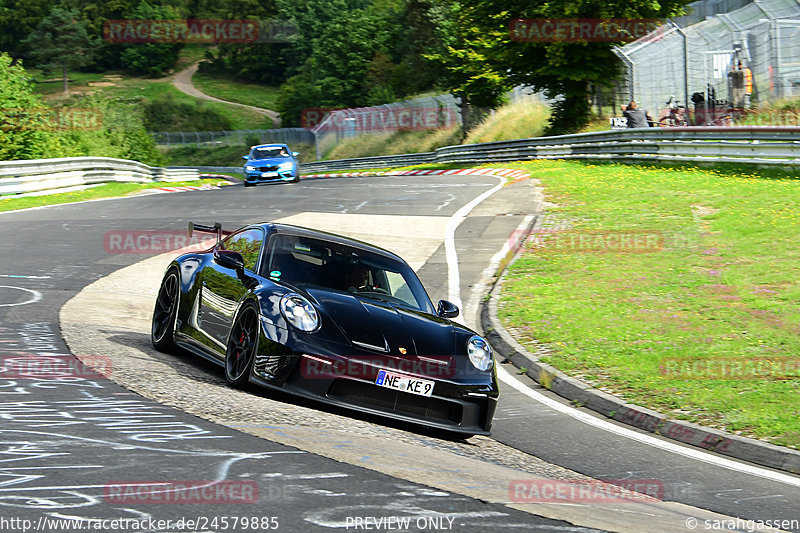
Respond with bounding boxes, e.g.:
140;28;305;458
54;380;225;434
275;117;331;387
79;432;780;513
251;147;289;159
264;234;435;314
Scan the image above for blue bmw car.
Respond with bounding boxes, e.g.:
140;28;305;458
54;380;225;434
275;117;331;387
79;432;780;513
242;144;300;186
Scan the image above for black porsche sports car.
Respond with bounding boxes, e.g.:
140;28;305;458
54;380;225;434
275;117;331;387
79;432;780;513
151;222;498;436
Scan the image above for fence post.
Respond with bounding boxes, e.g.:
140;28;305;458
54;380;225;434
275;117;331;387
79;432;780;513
674;23;690;125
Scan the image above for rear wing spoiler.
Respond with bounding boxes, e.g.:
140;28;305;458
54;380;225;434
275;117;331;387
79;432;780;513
188;221;228;244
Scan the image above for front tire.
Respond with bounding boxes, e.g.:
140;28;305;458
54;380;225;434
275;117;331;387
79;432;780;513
243;180;254;187
225;304;259;387
152;269;180;352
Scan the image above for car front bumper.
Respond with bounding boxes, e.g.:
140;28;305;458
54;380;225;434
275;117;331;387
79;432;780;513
243;169;297;183
251;346;498;436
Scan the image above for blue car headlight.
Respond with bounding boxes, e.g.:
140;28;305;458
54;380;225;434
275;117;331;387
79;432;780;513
277;162;294;172
245;165;257;171
280;293;319;332
466;335;493;371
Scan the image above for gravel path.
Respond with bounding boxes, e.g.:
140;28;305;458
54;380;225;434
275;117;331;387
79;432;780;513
172;63;281;125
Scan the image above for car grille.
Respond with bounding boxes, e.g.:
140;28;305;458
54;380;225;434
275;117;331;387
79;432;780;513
258;166;279;172
327;379;462;425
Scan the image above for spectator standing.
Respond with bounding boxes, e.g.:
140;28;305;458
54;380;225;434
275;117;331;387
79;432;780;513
622;101;652;128
729;62;745;109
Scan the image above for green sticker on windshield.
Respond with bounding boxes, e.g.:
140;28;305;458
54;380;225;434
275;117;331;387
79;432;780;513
270;270;281;279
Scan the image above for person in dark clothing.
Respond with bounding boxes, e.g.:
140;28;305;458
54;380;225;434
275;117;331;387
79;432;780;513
622;101;652;128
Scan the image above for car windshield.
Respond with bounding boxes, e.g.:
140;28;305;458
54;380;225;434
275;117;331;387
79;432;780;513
251;147;289;159
264;234;435;314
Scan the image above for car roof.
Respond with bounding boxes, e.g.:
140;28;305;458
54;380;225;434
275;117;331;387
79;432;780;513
254;223;406;264
252;143;289;149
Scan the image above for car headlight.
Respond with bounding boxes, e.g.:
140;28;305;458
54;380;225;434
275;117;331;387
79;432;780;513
280;293;319;332
467;335;493;371
277;162;294;171
245;165;257;171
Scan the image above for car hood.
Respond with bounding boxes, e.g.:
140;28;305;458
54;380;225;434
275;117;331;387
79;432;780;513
306;289;456;357
246;157;294;166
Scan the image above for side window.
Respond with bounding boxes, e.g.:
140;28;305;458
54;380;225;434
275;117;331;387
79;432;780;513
384;271;415;306
220;229;264;272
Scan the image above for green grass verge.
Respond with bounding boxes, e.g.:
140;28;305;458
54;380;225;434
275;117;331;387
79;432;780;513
31;71;108;95
0;178;229;213
324;128;462;160
464;98;550;143
90;80;272;131
497;160;800;449
34;72;272;131
192;70;280;114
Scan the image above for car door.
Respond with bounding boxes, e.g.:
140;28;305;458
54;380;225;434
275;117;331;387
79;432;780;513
198;227;265;350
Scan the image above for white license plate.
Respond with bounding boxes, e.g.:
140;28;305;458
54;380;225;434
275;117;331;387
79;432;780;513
375;369;434;397
261;171;278;177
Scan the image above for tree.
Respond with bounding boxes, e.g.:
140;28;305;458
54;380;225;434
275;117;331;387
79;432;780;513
0;53;61;161
391;0;448;97
428;0;693;135
0;0;54;62
22;6;93;93
276;70;323;126
502;0;693;134
275;0;401;124
117;2;183;77
65;0;144;71
424;1;514;136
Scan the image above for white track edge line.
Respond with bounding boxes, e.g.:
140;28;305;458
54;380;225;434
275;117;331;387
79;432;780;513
442;171;800;489
445;175;505;311
496;365;800;488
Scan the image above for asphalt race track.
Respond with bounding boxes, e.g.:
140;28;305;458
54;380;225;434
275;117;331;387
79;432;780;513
1;174;799;533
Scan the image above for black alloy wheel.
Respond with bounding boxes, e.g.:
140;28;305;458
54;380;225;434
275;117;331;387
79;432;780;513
225;305;259;387
152;269;180;352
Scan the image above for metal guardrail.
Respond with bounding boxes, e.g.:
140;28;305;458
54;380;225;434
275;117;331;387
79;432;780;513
3;127;798;196
170;166;242;174
298;126;800;173
0;157;199;196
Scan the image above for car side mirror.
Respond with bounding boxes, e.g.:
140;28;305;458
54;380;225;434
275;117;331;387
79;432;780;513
214;249;245;272
242;155;249;160
292;151;299;157
437;300;459;318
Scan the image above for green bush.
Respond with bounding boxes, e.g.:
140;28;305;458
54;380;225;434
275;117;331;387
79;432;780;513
0;53;63;161
56;94;164;166
117;2;182;77
142;93;233;132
